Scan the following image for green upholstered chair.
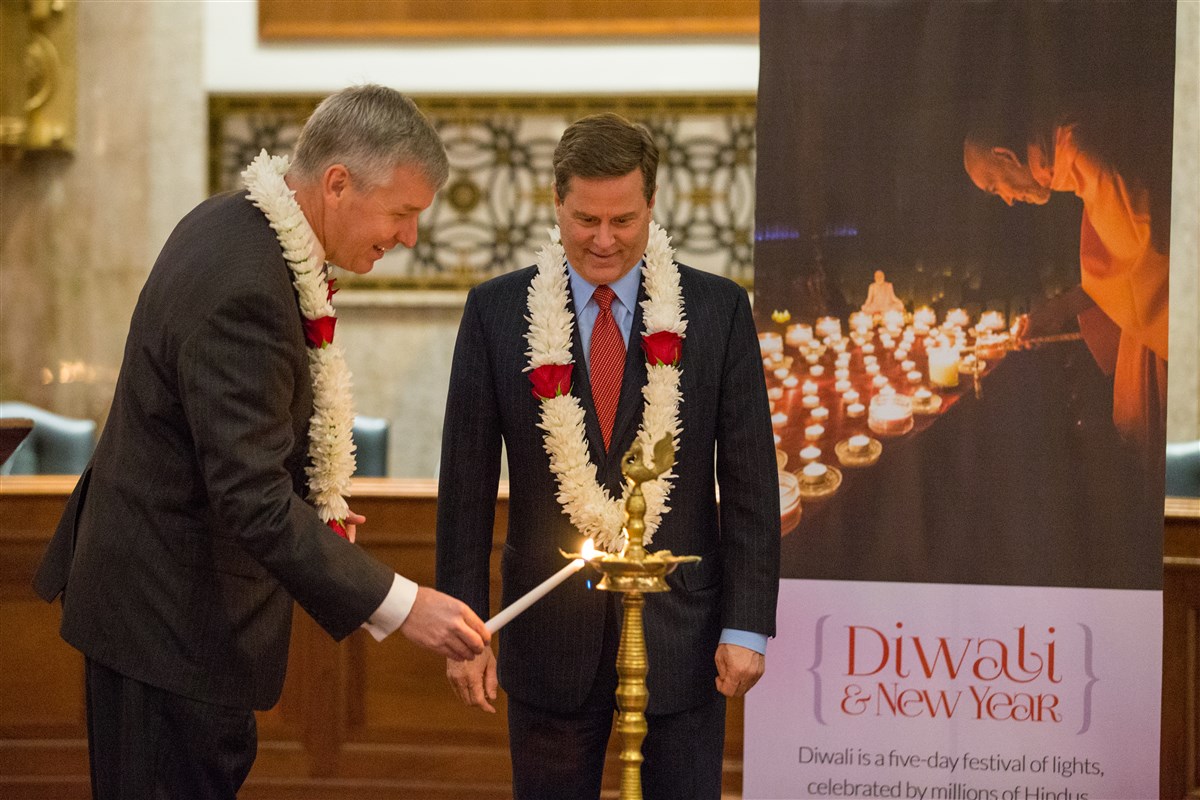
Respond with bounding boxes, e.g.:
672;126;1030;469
0;401;97;475
1166;440;1200;498
352;415;390;478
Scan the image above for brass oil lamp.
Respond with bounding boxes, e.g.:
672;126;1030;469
563;435;698;800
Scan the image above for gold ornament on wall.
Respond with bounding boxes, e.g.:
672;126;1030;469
1;0;76;158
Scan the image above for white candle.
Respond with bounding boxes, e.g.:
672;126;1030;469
758;332;783;357
811;406;829;422
863;354;878;367
799;445;822;463
843;389;860;405
975;311;1004;332
805;424;825;441
773;366;790;380
802;379;819;395
946;308;969;328
835;368;850;380
802;394;820;409
868;393;914;437
907;370;923;384
850;311;872;333
914;387;933;402
865;363;881;376
882;310;905;330
782;375;799;389
901;359;916;372
767;386;784;401
816;316;842;339
772;412;789;429
846;402;866;417
914;307;936;327
805;353;820;365
809;364;825;377
836;354;851;368
486;541;595;633
862;343;876;355
872;375;890;389
848;434;870;454
785;323;814;348
801;461;828;484
834;379;851;393
927;347;960;388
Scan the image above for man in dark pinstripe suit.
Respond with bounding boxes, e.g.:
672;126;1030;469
436;113;780;800
33;86;489;799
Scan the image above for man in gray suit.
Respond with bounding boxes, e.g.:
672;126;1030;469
33;85;489;799
436;113;780;799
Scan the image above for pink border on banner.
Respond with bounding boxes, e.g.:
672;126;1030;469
745;579;1161;800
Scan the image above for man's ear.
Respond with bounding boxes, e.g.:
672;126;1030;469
991;146;1022;167
323;164;351;202
648;187;657;212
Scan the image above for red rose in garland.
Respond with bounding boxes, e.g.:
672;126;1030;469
641;330;683;366
530;363;574;400
303;315;337;348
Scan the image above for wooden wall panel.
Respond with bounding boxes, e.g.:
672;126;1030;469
1163;498;1200;800
1;477;1195;798
258;0;758;40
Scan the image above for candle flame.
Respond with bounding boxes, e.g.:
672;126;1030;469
581;538;597;559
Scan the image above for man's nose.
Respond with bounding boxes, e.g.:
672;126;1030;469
395;217;419;248
594;222;615;248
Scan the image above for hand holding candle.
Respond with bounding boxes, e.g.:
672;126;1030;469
485;539;597;634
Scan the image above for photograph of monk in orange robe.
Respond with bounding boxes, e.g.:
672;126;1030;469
963;110;1169;470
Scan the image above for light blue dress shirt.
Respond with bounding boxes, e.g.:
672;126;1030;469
565;260;768;657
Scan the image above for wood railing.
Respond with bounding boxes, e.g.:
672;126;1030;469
0;476;1196;798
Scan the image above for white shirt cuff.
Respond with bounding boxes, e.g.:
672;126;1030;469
360;573;419;642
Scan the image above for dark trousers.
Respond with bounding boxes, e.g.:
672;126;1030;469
507;597;726;800
84;658;257;800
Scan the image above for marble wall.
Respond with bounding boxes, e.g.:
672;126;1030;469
0;2;206;423
1167;1;1200;449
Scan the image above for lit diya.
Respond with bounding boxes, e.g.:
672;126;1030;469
911;386;943;415
797;460;842;501
835;433;883;468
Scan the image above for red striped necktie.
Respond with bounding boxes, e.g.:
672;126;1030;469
589;284;625;451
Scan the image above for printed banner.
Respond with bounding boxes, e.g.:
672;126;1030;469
746;581;1162;800
748;2;1174;798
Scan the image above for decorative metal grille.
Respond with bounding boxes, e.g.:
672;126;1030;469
209;95;756;287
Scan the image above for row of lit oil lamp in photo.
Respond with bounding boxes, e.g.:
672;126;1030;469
767;307;1008;351
760;308;1010;393
764;307;1009;504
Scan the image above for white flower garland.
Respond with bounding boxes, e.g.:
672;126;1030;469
525;222;685;552
242;150;356;527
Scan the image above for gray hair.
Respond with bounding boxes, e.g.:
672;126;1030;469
289;85;449;191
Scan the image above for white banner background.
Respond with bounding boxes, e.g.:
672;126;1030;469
745;579;1161;800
